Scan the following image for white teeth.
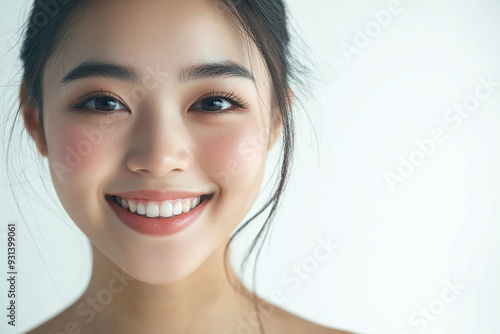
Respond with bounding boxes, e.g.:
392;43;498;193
115;195;206;218
128;199;137;213
182;199;191;213
136;202;146;215
160;201;173;218
121;198;129;209
173;201;183;215
190;196;199;210
146;202;160;218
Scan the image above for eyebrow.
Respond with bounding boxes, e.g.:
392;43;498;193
60;60;254;85
60;61;140;85
179;60;254;83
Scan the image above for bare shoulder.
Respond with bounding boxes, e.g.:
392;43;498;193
25;310;71;334
25;302;96;334
261;302;355;334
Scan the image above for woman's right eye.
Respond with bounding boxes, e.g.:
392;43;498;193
70;93;129;114
86;96;127;112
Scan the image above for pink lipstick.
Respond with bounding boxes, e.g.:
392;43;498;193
105;193;212;236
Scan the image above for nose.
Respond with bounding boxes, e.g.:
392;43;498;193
125;109;192;177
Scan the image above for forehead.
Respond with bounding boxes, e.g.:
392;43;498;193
45;0;269;87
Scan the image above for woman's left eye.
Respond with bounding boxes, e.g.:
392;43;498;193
190;97;234;113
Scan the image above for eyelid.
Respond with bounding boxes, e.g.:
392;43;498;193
189;90;250;111
68;89;130;113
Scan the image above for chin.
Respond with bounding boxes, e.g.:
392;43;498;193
95;238;216;286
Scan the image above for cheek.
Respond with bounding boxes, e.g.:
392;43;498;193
200;124;270;190
46;121;117;188
45;120;120;236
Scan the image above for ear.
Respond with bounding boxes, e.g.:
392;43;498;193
267;111;282;152
20;81;48;157
267;87;293;152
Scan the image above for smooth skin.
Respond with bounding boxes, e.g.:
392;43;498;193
22;0;353;333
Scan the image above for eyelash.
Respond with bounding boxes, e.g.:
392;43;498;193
191;90;250;116
68;89;250;116
68;90;124;115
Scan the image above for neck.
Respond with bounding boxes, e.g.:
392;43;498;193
68;243;264;333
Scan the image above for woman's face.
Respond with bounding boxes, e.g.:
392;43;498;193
38;0;280;284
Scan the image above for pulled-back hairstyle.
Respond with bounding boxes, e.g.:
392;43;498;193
10;0;312;332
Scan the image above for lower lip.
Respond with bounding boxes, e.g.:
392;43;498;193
106;195;211;236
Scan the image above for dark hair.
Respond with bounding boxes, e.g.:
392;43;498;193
11;0;311;332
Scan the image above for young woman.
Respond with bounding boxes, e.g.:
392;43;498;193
17;0;353;332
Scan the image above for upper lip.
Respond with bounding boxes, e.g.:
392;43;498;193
108;190;213;201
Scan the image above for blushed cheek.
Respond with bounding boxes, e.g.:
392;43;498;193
200;125;270;190
46;122;116;187
44;121;118;238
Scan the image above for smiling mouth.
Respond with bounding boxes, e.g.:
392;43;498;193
105;194;213;219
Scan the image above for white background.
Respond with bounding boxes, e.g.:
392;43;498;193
1;0;499;333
